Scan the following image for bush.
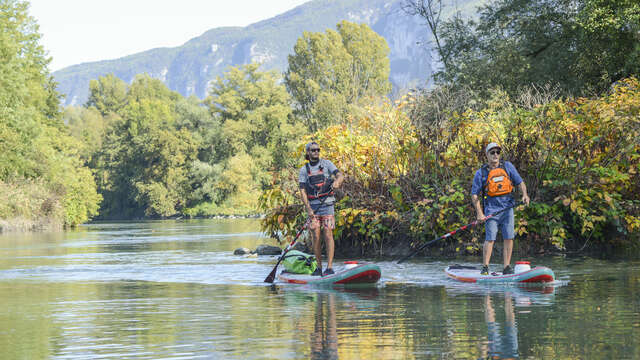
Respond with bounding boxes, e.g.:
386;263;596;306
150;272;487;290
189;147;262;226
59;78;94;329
261;78;640;255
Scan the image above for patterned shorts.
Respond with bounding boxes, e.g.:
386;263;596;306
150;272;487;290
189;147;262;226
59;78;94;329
309;214;335;230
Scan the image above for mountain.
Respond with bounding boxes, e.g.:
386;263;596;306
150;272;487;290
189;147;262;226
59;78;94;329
53;0;483;106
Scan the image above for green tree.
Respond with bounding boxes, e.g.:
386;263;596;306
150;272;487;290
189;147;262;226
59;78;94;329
174;96;226;207
64;105;115;162
96;75;199;218
202;63;302;213
85;73;128;116
0;0;100;227
433;0;640;96
285;20;391;131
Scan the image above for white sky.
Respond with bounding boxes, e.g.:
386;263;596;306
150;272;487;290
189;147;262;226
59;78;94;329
28;0;311;71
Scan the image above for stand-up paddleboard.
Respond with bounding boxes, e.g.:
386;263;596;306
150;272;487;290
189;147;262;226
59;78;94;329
445;261;555;284
278;261;381;286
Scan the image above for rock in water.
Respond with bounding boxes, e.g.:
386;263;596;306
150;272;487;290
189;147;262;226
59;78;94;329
255;244;282;255
291;241;310;253
233;248;251;255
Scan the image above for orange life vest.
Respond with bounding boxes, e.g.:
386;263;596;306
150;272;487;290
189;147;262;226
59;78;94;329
482;163;513;197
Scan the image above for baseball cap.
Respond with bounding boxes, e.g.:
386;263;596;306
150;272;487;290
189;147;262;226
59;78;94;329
486;142;501;153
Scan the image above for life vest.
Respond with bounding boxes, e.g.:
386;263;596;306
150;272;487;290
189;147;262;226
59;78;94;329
305;161;334;200
482;162;514;197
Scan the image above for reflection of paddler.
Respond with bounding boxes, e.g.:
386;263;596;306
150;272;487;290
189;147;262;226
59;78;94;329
310;292;338;360
484;293;519;359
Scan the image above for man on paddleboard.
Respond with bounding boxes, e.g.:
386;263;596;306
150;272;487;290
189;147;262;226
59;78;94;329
299;142;344;276
471;142;530;275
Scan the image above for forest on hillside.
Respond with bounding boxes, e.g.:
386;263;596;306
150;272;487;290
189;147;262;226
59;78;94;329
2;0;639;255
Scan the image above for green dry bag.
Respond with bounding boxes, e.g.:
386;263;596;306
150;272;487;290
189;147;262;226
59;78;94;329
282;250;317;274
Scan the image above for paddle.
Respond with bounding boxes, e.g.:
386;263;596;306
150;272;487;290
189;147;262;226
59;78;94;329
397;202;523;264
263;186;334;283
263;221;309;283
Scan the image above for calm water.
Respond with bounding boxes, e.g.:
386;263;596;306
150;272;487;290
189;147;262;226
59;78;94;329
0;219;638;359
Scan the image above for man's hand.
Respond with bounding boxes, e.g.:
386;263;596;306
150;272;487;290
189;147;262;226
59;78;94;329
477;213;486;222
522;193;530;206
332;172;344;189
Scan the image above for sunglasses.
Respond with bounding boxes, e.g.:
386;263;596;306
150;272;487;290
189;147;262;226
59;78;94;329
309;148;321;153
489;150;501;155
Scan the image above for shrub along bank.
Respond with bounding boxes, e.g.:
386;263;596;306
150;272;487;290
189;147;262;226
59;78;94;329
260;78;640;257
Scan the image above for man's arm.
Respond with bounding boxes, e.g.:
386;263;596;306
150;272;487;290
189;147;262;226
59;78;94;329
519;181;530;206
300;188;314;217
470;170;485;220
507;162;529;206
472;194;485;221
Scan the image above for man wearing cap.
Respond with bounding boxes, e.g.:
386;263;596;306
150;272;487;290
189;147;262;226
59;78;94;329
299;142;344;276
471;142;530;275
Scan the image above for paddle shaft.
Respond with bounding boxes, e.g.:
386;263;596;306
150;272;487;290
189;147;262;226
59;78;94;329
263;224;307;283
263;188;334;283
397;202;522;264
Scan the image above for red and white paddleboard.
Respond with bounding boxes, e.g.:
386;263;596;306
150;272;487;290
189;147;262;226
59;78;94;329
278;261;381;286
445;262;555;284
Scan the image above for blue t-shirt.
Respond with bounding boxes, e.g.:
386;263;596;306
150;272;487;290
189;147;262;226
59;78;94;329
471;161;523;215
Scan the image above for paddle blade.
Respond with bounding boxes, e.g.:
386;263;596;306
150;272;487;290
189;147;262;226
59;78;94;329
264;266;278;283
264;257;284;283
396;253;412;264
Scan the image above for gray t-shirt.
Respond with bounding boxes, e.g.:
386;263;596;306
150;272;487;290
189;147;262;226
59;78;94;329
299;159;338;206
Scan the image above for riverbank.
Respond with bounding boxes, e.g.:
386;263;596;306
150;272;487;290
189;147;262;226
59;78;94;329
332;231;638;259
0;218;62;233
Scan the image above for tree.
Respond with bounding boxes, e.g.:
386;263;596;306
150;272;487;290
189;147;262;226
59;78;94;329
96;75;199;218
203;63;302;212
0;0;100;226
285;21;391;131
402;0;450;70
431;0;640;96
85;74;128;116
64;105;113;163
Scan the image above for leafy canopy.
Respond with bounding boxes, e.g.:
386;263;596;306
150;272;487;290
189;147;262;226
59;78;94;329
434;0;640;96
285;20;391;131
0;0;101;226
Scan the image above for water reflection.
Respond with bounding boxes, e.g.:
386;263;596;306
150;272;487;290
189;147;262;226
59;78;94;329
477;286;554;360
311;292;338;360
482;292;519;359
273;286;381;359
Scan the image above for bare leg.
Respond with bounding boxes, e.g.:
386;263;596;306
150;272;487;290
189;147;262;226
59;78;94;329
503;238;513;267
312;227;323;270
323;228;334;269
483;241;494;266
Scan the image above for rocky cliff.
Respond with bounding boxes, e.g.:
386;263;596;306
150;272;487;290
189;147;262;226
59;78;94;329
53;0;482;105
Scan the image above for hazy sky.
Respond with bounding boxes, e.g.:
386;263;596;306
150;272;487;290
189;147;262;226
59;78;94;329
29;0;311;71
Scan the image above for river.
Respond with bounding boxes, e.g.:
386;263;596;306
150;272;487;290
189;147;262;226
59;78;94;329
0;219;638;359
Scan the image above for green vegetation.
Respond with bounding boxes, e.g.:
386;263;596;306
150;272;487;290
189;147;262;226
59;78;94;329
63;64;301;219
434;0;640;97
261;1;640;255
0;0;100;231
285;20;391;131
3;0;639;257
